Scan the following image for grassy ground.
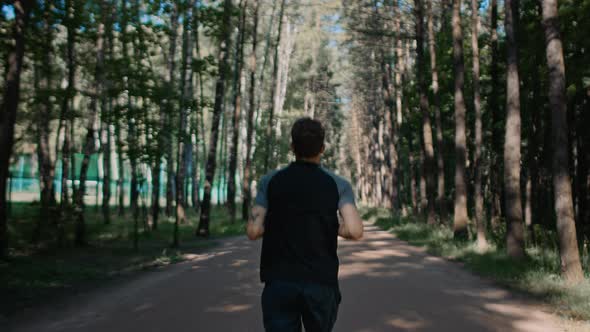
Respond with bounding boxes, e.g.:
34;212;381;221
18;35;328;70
365;208;590;321
0;202;246;317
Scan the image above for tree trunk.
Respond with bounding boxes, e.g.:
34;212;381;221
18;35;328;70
0;0;32;257
75;4;106;247
166;3;180;218
242;0;260;221
197;0;234;237
541;0;584;283
414;0;437;224
451;0;469;240
264;0;286;173
174;3;193;247
33;2;56;243
471;0;487;249
490;0;502;228
228;0;248;222
427;0;446;218
504;0;525;259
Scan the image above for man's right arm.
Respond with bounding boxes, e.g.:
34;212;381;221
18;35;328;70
338;203;363;240
335;178;363;240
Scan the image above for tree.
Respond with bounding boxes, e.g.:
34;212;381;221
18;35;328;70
471;0;487;249
0;0;33;257
451;0;469;240
197;0;234;237
414;0;437;225
540;0;584;283
228;0;249;222
242;0;260;221
504;0;525;259
426;0;446;218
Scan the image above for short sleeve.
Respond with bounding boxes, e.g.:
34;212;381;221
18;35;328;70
254;172;274;208
338;179;356;208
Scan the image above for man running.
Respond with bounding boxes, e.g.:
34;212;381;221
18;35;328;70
247;117;364;332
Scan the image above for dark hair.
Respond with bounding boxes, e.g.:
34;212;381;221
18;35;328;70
291;117;325;158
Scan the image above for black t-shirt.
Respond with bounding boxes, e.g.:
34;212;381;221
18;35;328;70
254;161;356;285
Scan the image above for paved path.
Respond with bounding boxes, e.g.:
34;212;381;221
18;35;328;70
8;223;583;332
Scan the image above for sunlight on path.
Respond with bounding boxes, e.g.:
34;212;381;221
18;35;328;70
9;223;586;332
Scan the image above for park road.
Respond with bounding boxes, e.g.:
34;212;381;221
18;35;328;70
8;223;583;332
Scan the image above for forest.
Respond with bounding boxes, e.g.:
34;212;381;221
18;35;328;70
1;0;589;325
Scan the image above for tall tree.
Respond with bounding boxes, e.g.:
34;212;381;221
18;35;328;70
427;0;445;218
33;1;56;243
540;0;584;283
504;0;525;259
242;0;260;221
228;0;249;222
75;0;108;247
264;0;287;172
452;0;469;239
489;0;502;227
471;0;487;249
414;0;437;225
0;0;33;257
197;0;234;237
175;2;193;246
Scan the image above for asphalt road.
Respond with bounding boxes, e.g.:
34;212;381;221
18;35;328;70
8;223;582;332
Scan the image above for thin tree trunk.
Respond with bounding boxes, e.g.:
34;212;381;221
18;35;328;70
427;0;446;218
0;0;32;257
197;0;234;237
415;0;437;224
541;0;584;283
75;2;107;247
228;0;248;222
504;0;525;259
264;0;286;173
471;0;487;249
33;2;56;243
174;4;193;247
490;0;502;228
242;0;260;221
166;4;180;218
452;0;469;240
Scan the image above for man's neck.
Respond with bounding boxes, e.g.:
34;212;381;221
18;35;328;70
297;156;321;165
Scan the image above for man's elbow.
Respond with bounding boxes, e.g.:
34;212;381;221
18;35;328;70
350;229;363;240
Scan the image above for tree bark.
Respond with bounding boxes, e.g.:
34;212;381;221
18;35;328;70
0;0;32;257
414;0;437;224
504;0;525;259
228;0;248;222
242;0;260;221
166;4;180;218
197;0;234;237
427;0;446;218
75;1;107;247
264;0;286;173
33;2;56;243
471;0;487;249
541;0;584;283
452;0;469;240
490;0;503;228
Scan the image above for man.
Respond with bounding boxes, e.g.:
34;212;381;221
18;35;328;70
247;117;364;332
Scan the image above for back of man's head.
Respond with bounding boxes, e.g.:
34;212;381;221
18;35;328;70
291;117;325;159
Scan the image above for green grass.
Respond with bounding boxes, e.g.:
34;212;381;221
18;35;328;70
367;208;590;321
0;202;247;316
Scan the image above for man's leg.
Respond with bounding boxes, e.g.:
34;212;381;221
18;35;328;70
301;283;341;332
261;281;302;332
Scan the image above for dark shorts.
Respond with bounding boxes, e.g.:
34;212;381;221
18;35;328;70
261;280;341;332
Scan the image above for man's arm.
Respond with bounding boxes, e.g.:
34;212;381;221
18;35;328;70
338;203;363;240
246;205;266;240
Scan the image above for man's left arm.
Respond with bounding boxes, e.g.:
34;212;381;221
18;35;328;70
246;205;266;240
